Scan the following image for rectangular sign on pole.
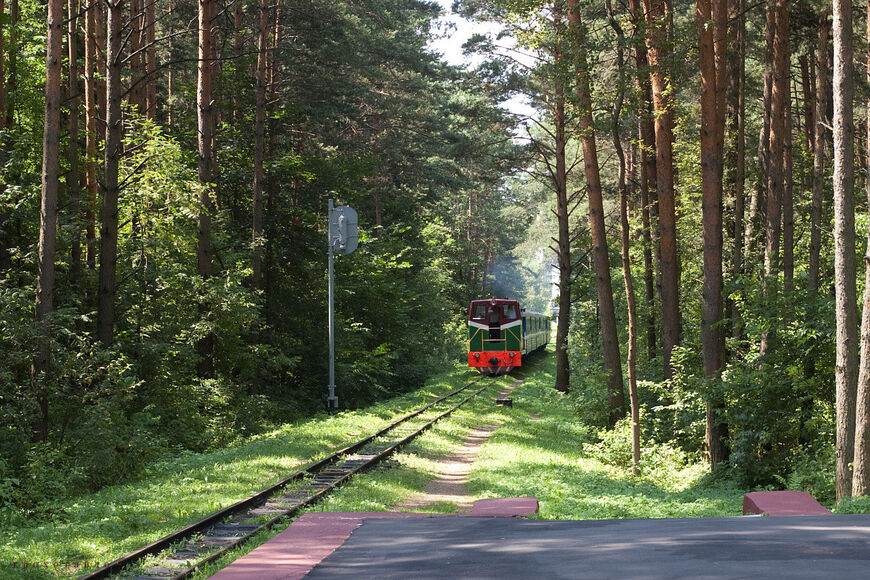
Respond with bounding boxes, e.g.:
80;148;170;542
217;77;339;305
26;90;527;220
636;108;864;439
330;205;358;254
327;200;357;414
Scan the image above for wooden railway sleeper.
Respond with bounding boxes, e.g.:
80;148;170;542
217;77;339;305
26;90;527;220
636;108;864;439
159;558;197;568
141;568;184;577
212;523;259;533
318;468;349;476
196;536;239;547
267;496;305;505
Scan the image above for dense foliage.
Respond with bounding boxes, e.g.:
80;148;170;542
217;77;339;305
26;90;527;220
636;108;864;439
3;0;868;530
549;0;844;491
0;358;747;578
455;0;860;500
0;0;539;516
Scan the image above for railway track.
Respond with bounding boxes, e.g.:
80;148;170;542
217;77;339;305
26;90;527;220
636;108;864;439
81;379;490;579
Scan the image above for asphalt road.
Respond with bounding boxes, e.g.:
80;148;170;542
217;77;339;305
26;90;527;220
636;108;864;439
305;514;870;579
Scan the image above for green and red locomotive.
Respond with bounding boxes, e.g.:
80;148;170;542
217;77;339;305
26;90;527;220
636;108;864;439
467;298;550;376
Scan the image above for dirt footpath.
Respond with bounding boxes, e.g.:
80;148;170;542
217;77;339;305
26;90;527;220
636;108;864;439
392;380;523;513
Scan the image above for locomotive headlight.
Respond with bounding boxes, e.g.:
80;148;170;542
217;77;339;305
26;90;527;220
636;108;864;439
509;352;515;358
474;353;480;359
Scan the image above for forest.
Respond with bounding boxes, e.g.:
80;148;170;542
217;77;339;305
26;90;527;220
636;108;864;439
1;0;869;519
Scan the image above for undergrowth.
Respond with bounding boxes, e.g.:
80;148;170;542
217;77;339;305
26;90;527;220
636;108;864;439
468;355;745;520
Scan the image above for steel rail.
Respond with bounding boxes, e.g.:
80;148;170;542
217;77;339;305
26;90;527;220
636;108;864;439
165;382;490;580
80;378;485;579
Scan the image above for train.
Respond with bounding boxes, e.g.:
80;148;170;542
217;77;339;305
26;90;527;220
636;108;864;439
467;297;550;376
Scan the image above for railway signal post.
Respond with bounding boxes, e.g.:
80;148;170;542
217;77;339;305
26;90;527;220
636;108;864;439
327;199;358;413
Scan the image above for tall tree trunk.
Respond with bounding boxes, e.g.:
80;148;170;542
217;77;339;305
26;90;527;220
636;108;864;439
0;0;7;272
757;2;775;234
167;0;175;126
765;0;788;281
832;0;857;501
760;0;788;355
232;0;243;119
252;0;268;291
643;0;681;379
3;0;15;130
0;0;5;131
621;134;642;474
551;2;571;395
629;0;658;365
264;0;283;294
698;0;728;467
640;125;657;363
196;0;217;376
129;0;145;114
745;0;775;266
97;0;123;347
743;150;760;263
783;88;794;294
800;52;815;156
607;0;639;467
84;0;98;273
809;11;831;294
94;0;106;126
852;0;870;496
800;7;830;445
144;0;156;120
197;0;215;279
268;0;282;155
621;146;641;473
68;0;82;292
727;0;745;339
854;230;870;495
568;0;625;423
32;0;64;442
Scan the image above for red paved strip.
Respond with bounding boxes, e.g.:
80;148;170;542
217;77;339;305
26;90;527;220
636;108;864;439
208;512;437;580
209;498;538;580
466;496;538;517
742;491;832;516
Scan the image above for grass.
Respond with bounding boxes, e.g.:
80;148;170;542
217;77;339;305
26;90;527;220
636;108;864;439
468;354;745;520
0;365;496;579
1;350;749;579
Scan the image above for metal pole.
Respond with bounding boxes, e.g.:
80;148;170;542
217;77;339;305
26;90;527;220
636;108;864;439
327;199;338;413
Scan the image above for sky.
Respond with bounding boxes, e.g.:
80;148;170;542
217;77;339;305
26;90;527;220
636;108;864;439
427;0;501;68
427;1;536;119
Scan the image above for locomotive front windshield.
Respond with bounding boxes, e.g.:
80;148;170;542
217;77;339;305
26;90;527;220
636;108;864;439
470;303;489;321
469;301;520;325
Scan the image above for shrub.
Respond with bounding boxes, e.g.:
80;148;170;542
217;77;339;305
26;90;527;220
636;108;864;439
781;449;835;507
0;459;19;512
585;415;701;490
14;444;86;514
833;496;870;514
